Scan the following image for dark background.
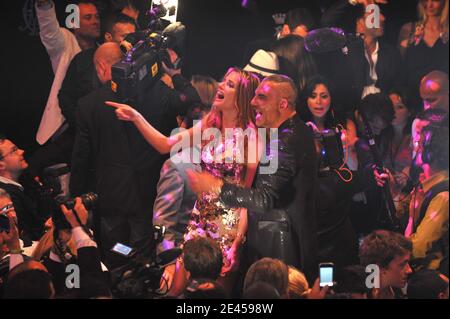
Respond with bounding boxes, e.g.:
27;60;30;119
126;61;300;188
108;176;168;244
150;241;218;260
1;0;416;156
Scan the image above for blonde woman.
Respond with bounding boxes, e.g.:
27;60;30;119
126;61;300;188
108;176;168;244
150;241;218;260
399;0;449;55
107;67;261;295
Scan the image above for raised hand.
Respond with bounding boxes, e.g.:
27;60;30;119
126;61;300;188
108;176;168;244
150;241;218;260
60;198;88;228
187;170;223;197
307;278;330;299
105;101;142;122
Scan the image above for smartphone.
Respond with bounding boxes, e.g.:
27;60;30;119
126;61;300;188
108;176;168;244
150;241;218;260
319;262;334;287
111;243;135;258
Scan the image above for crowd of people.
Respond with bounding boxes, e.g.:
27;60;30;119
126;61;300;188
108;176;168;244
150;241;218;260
0;0;448;299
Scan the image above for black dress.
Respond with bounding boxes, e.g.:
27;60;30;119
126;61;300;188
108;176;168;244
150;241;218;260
404;27;449;112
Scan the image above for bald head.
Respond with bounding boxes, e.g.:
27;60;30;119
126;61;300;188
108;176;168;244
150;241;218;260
420;71;449;112
262;75;298;110
252;75;298;128
94;42;123;84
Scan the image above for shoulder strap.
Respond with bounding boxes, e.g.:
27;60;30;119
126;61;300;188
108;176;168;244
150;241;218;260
414;180;449;232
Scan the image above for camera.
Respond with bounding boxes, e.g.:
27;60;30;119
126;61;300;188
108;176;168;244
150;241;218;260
39;164;97;231
308;125;344;169
111;2;185;102
110;225;181;298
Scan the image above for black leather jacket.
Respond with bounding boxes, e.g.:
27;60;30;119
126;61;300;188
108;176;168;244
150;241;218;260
220;115;318;281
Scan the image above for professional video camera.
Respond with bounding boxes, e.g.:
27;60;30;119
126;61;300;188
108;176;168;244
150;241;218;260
306;123;344;170
110;225;182;299
111;0;185;102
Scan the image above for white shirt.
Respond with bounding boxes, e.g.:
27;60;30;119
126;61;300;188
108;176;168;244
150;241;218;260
0;176;23;190
35;1;81;145
361;41;381;99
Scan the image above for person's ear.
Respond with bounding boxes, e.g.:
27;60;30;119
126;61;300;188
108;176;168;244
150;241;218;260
104;32;113;43
279;98;289;110
100;60;108;77
0;161;5;171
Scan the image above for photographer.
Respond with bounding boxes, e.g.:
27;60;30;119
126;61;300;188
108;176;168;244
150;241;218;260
70;39;200;269
52;198;111;298
379;123;449;274
300;76;359;268
352;93;396;234
2;198;110;298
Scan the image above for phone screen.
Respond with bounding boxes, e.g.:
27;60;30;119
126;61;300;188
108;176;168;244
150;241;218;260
111;243;133;257
320;265;334;287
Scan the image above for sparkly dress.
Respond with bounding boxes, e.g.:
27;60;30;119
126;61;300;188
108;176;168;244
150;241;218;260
184;130;246;268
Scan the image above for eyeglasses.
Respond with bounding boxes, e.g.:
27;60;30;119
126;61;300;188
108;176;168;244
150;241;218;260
0;203;14;214
0;146;19;160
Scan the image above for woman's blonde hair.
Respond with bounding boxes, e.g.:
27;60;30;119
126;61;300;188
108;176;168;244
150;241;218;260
287;266;310;299
417;0;449;35
32;228;77;261
206;67;260;130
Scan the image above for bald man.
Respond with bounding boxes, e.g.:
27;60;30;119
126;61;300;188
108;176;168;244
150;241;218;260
93;43;123;84
27;13;138;180
411;71;449;159
420;71;449;112
187;75;318;282
70;40;200;269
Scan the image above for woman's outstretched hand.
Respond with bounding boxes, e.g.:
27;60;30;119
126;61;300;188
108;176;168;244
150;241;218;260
105;101;141;122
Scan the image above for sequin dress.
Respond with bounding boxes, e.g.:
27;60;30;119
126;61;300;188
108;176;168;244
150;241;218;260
184;130;246;268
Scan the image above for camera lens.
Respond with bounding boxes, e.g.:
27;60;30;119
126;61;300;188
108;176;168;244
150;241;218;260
81;192;98;211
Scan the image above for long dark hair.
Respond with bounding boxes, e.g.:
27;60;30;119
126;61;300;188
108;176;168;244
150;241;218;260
271;35;317;92
300;75;345;129
388;87;415;135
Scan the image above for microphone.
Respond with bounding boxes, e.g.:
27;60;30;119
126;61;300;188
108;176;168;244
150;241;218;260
304;27;360;55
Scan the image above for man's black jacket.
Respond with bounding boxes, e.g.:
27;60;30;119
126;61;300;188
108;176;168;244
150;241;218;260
70;75;200;218
219;115;318;281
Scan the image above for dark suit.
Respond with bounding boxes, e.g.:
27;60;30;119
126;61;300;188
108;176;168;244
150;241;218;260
219;115;318;282
0;181;46;243
318;0;403;113
70;75;200;267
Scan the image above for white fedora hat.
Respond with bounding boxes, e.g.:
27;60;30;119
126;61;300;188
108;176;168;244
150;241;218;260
244;49;280;77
